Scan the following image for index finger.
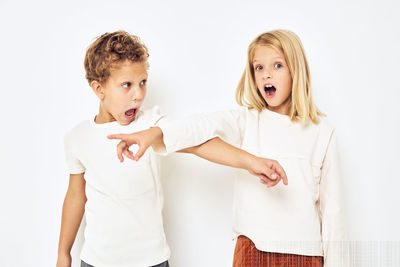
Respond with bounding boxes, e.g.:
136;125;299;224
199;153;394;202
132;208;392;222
272;162;288;185
107;134;128;140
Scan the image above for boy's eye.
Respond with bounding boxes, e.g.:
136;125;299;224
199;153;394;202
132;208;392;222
274;63;283;69
255;65;263;71
140;80;147;86
122;82;131;88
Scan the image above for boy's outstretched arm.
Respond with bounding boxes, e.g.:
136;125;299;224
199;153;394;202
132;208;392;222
56;173;87;267
108;128;288;187
180;137;288;187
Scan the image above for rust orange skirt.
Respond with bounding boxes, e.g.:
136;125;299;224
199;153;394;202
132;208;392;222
233;235;324;267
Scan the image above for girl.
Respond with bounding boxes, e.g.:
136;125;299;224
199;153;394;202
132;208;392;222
109;30;347;266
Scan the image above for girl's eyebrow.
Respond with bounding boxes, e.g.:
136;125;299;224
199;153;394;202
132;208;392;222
253;56;285;63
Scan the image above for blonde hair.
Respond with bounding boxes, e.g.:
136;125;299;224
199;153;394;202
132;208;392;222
235;29;323;125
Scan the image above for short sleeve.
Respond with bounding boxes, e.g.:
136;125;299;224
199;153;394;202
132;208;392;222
64;132;85;174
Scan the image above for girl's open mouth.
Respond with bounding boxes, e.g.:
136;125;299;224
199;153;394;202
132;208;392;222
124;108;137;120
264;84;276;98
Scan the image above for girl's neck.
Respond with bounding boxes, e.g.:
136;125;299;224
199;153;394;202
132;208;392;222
267;99;290;116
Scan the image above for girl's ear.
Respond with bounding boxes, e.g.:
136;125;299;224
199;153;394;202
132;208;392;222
90;80;105;100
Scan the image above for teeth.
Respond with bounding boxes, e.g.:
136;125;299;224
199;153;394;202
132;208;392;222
265;85;273;88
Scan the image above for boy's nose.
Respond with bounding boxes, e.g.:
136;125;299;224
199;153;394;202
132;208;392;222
131;87;144;101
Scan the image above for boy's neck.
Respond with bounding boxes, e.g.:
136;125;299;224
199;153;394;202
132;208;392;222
95;105;116;124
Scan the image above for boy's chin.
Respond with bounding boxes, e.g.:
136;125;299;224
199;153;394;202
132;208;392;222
119;118;134;125
118;121;131;126
119;114;138;125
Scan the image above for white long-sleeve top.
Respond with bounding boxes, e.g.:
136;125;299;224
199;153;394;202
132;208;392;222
158;107;348;266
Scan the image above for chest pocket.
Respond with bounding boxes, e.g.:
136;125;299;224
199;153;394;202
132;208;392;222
240;113;322;202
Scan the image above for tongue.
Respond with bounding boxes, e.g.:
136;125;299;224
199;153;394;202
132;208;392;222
125;109;135;116
266;87;276;95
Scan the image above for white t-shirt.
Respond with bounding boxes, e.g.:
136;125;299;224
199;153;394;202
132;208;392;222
158;107;348;266
64;106;170;267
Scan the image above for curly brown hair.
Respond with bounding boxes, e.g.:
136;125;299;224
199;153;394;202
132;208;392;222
84;31;149;84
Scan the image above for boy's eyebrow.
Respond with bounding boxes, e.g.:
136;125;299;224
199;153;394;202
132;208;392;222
118;74;148;82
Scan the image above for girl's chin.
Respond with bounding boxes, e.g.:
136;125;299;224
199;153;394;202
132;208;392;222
265;99;277;106
266;102;290;115
264;95;285;107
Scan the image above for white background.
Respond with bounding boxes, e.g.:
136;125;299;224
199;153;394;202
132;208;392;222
1;0;399;266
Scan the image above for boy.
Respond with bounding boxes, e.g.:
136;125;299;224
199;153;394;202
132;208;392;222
57;30;286;267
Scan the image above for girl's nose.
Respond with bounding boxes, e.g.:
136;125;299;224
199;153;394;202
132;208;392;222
263;71;272;80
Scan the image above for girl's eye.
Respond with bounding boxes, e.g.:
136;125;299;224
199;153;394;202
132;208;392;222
122;82;131;88
274;63;283;69
255;65;263;71
140;80;147;86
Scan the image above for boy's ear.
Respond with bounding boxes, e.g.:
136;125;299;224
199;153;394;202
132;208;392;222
90;80;105;100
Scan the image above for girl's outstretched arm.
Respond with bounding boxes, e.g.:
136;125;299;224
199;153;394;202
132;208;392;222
108;109;245;162
180;137;288;187
108;128;288;187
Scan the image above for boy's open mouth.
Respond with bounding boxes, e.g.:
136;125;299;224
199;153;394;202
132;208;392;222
124;108;137;119
264;84;276;98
